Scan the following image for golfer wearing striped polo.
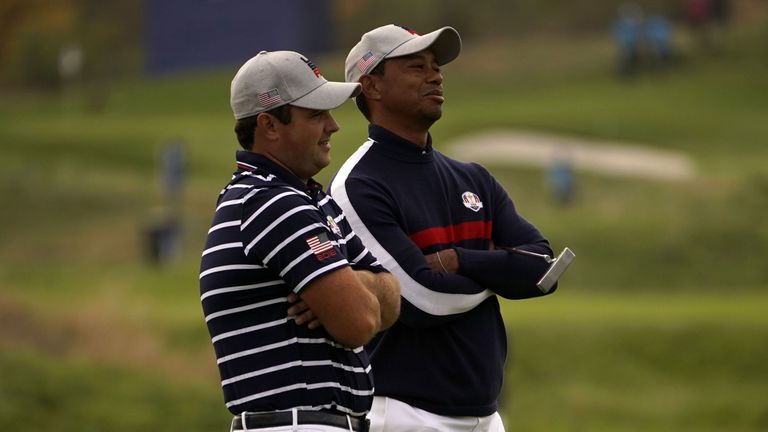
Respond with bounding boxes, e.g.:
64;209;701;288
200;50;400;432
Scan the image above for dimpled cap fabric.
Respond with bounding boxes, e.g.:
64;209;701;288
345;24;461;83
231;50;361;119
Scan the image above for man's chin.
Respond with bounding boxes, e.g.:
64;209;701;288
421;110;442;128
317;159;331;172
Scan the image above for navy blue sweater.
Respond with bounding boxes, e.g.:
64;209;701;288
329;125;555;417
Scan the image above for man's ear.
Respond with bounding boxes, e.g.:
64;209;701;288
256;112;280;140
359;75;381;101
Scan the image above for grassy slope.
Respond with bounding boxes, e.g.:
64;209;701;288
501;291;768;431
0;349;230;432
1;27;767;431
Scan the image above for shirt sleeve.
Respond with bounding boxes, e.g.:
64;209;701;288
239;187;350;293
330;175;494;328
329;200;388;274
454;171;556;298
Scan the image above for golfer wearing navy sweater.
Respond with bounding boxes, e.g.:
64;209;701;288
330;25;558;431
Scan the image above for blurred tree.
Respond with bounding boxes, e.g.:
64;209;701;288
0;0;76;89
72;0;142;81
0;1;26;63
0;0;141;90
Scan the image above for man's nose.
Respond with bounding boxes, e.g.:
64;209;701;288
326;113;340;134
428;65;443;84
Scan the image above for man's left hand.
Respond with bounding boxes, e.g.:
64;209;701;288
424;248;458;273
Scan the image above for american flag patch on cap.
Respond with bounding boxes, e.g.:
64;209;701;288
357;51;378;73
306;231;336;261
258;88;283;107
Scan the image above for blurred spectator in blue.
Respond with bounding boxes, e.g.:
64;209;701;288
143;139;186;266
613;2;644;77
161;139;185;203
645;15;674;69
549;148;576;206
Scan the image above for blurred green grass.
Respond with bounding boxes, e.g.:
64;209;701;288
0;349;230;432
1;28;768;431
501;290;768;431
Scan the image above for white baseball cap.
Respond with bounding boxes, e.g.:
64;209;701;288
231;50;361;119
345;24;462;83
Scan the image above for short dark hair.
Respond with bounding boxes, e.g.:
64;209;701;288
355;60;387;121
234;104;292;150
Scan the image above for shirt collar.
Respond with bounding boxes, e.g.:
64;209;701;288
368;124;434;161
234;150;323;193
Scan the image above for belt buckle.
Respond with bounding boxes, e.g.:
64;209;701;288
358;417;370;432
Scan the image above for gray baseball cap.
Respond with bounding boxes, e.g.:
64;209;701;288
345;24;462;83
231;50;361;119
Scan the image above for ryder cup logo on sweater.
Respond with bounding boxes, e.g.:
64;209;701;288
461;191;483;212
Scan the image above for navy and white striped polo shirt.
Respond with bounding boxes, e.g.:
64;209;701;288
200;150;385;416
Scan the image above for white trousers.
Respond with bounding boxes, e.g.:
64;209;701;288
368;396;506;432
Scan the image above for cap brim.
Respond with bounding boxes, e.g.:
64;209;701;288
291;81;362;111
387;26;461;66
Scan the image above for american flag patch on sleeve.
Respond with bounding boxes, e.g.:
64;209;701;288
306;231;337;261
